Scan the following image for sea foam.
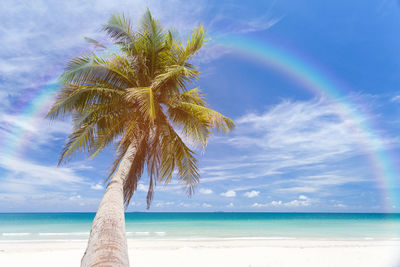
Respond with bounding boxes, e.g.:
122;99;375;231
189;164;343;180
2;233;31;236
38;232;89;236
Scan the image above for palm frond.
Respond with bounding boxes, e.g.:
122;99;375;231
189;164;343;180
47;85;125;120
126;87;156;121
84;37;107;49
103;13;136;48
176;102;235;133
176;88;206;105
167;104;210;149
178;26;205;64
60;53;134;89
106;144;129;183
123;136;148;206
146;176;155;209
58;122;96;165
160;121;200;195
153;65;199;94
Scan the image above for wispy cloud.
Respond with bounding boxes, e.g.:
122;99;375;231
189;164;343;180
390;95;400;103
0;152;92;210
202;203;212;208
207;0;282;34
0;0;209;109
199;188;213;194
252;195;312;208
0;154;86;188
193;1;282;63
154;201;175;207
91;183;104;190
137;184;148;192
201;98;388;199
220;190;236;197
243;190;260;198
0;113;71;149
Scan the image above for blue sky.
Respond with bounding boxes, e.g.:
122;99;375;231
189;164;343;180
1;0;400;212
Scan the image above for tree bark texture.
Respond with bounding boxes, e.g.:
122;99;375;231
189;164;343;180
81;144;136;267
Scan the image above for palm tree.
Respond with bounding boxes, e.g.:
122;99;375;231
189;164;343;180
47;10;234;267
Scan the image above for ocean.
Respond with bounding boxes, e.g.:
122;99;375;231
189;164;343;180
1;213;400;241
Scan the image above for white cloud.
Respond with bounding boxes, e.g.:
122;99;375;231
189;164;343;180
68;162;94;170
199;188;213;194
0;113;71;149
201;98;387;200
202;203;212;208
0;153;89;208
0;191;101;211
220;190;236;197
69;194;81;201
0;154;86;189
137;184;147;192
178;202;192;208
239;17;282;34
155;201;174;207
252;201;282;208
91;183;104;190
391;95;400;103
231;98;380;153
243;190;260;198
270;200;283;206
284;199;310;207
276;186;319;193
252;196;312;208
227;202;234;208
0;0;210;103
252;202;267;208
192;2;282;63
275;174;367;195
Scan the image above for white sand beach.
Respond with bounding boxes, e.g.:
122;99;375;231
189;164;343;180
1;239;399;267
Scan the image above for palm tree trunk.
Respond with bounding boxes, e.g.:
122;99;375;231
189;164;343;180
81;144;135;267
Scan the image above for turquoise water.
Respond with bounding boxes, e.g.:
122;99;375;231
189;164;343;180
1;213;400;241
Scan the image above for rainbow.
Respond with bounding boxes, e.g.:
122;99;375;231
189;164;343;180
2;34;399;211
216;34;400;211
1;82;58;159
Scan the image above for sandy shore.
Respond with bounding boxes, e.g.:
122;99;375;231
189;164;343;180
1;239;399;267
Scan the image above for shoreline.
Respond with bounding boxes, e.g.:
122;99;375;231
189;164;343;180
1;239;399;267
1;236;400;241
2;234;400;242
